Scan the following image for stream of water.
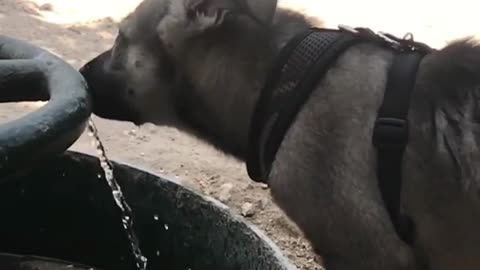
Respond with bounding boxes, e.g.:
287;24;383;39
87;118;148;270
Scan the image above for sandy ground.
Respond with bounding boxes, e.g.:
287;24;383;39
0;0;479;269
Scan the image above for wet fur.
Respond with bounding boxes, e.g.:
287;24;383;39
80;0;480;269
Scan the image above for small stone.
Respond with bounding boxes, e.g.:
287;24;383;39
218;183;234;202
241;202;256;217
244;182;255;190
259;183;269;189
22;2;39;14
39;3;54;11
259;198;269;209
209;174;220;180
137;135;149;142
67;26;82;35
128;129;137;136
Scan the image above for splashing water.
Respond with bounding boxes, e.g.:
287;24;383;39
87;118;148;270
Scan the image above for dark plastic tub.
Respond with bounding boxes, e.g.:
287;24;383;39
0;151;297;270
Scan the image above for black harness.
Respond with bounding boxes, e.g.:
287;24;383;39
246;26;435;245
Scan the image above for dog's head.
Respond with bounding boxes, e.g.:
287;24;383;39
80;0;278;125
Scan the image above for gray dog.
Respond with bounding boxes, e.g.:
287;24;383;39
79;0;480;269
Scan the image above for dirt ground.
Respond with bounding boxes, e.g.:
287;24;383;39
0;1;478;269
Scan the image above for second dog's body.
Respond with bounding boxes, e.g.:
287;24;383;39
80;1;480;269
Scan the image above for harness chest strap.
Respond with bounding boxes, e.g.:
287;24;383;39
246;26;434;245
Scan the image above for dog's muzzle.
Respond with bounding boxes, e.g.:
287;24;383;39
80;50;141;124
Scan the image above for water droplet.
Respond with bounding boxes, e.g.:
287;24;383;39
153;215;159;221
156;250;160;256
97;174;102;179
164;224;169;230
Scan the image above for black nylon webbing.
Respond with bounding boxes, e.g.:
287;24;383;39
373;50;426;245
247;28;364;182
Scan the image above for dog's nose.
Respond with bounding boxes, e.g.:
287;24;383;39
79;63;89;75
79;50;114;94
79;49;112;76
79;64;96;96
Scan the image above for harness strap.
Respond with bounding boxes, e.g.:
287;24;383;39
247;28;365;182
373;50;426;245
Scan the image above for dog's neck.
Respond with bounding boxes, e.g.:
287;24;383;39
174;8;318;160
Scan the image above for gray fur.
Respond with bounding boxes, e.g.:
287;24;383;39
79;0;480;269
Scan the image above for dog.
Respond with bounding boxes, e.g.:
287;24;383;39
79;0;480;269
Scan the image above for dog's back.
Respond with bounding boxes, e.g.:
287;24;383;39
404;40;480;270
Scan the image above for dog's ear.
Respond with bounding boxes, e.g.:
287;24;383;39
157;0;277;54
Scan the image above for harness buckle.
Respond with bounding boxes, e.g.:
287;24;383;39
378;31;402;49
338;24;358;33
372;117;409;149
